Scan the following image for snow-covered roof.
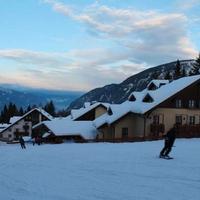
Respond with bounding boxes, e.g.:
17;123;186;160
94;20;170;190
32;115;72;129
42;132;52;138
9;116;21;124
0;123;10;131
94;75;200;128
0;108;53;134
71;102;110;120
25;108;53;121
34;118;98;140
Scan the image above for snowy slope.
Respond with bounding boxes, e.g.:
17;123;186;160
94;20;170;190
0;139;199;200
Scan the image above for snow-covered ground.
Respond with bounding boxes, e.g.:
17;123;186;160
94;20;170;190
0;139;199;200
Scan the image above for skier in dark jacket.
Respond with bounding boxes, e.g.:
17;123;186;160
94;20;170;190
19;136;26;149
160;127;176;158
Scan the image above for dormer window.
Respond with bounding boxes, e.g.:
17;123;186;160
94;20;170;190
148;83;157;90
128;94;136;102
143;93;154;103
175;99;182;108
107;107;113;115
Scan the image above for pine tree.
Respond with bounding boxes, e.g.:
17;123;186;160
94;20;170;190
181;68;186;77
19;107;24;115
3;105;9;123
174;59;181;79
151;71;159;79
26;105;31;112
164;71;172;80
44;101;55;116
0;110;4;123
190;53;200;75
48;101;55;116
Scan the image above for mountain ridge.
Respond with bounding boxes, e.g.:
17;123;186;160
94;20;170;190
0;85;83;111
68;59;194;109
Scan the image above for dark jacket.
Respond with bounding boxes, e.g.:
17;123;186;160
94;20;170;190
165;128;176;146
19;137;25;144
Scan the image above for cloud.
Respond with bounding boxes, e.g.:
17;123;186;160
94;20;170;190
43;1;197;64
0;48;142;90
43;0;72;16
176;0;200;10
0;49;72;69
1;2;198;91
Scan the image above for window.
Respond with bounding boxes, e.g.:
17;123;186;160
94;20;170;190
189;116;195;125
188;100;195;108
8;134;12;138
122;128;128;138
175;100;182;108
176;115;182;125
153;115;159;124
23;124;29;131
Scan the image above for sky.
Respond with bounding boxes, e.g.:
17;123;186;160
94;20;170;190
0;0;200;91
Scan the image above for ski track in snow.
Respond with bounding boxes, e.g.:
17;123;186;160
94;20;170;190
0;139;200;200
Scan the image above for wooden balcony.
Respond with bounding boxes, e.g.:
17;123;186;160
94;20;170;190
174;124;200;138
150;123;165;135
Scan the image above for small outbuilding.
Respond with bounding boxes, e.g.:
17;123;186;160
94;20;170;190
33;118;98;143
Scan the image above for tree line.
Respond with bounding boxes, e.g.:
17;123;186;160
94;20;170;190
152;53;200;80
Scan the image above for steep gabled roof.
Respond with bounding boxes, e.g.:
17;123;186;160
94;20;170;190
94;75;200;128
70;102;110;120
0;108;53;134
26;108;53;121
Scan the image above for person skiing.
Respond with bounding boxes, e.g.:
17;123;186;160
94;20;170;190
35;136;41;145
159;127;176;159
19;136;26;149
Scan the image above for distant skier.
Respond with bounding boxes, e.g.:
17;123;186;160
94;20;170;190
19;136;26;149
159;127;176;159
35;136;42;145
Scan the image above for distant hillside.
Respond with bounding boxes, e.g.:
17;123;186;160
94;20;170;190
0;85;83;111
68;59;194;109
